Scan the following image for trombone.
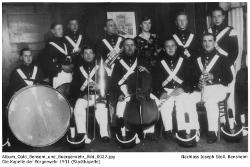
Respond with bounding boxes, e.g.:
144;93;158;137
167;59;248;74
86;58;106;141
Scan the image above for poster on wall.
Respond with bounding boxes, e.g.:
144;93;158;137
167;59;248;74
107;11;137;38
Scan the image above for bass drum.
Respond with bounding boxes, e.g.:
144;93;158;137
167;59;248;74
8;85;71;147
56;83;71;100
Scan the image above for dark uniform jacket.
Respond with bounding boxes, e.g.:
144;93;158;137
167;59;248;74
96;33;124;61
111;51;151;99
96;33;124;94
153;50;192;98
208;23;239;66
65;31;85;53
172;29;202;60
71;57;107;98
192;49;233;91
42;37;70;80
5;64;44;104
134;33;160;71
111;54;138;96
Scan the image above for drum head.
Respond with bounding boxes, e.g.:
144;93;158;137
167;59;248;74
8;85;70;147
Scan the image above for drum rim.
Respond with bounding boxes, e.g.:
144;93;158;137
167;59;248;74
7;85;71;148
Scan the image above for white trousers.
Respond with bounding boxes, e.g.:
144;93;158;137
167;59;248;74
74;95;109;137
116;98;155;133
53;71;73;88
157;89;200;132
189;85;227;132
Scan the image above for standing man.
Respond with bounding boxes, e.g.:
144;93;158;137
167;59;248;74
42;23;73;89
189;33;233;143
208;7;240;140
172;11;201;60
208;7;238;66
153;38;200;147
65;18;86;66
96;19;124;128
96;19;124;77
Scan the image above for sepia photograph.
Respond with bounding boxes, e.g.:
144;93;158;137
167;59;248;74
1;1;248;156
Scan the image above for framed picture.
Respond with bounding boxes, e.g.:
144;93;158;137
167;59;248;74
107;11;137;38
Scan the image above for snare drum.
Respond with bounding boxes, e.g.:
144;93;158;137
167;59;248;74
8;85;71;147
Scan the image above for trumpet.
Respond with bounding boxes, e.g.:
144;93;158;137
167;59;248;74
200;72;206;104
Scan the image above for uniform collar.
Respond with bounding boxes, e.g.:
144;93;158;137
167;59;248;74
175;28;190;35
20;64;34;71
203;49;217;60
50;36;64;43
213;22;227;32
161;50;180;61
81;59;96;67
121;52;137;61
67;31;80;37
105;33;118;39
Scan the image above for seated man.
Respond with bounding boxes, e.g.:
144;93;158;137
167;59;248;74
189;33;233;143
67;45;110;146
3;47;44;147
111;38;158;148
153;38;200;147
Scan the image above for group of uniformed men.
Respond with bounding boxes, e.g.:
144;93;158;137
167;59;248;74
4;6;247;149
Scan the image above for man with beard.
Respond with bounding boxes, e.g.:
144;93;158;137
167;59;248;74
111;38;158;147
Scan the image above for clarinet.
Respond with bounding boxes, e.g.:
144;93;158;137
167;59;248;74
200;73;205;105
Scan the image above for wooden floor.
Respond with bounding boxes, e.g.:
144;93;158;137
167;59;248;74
3;134;248;152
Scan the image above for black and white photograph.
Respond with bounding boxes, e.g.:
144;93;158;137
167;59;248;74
1;0;248;158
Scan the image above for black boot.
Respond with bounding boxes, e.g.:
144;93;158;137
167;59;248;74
163;130;173;140
101;136;110;143
145;133;157;141
207;131;217;144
